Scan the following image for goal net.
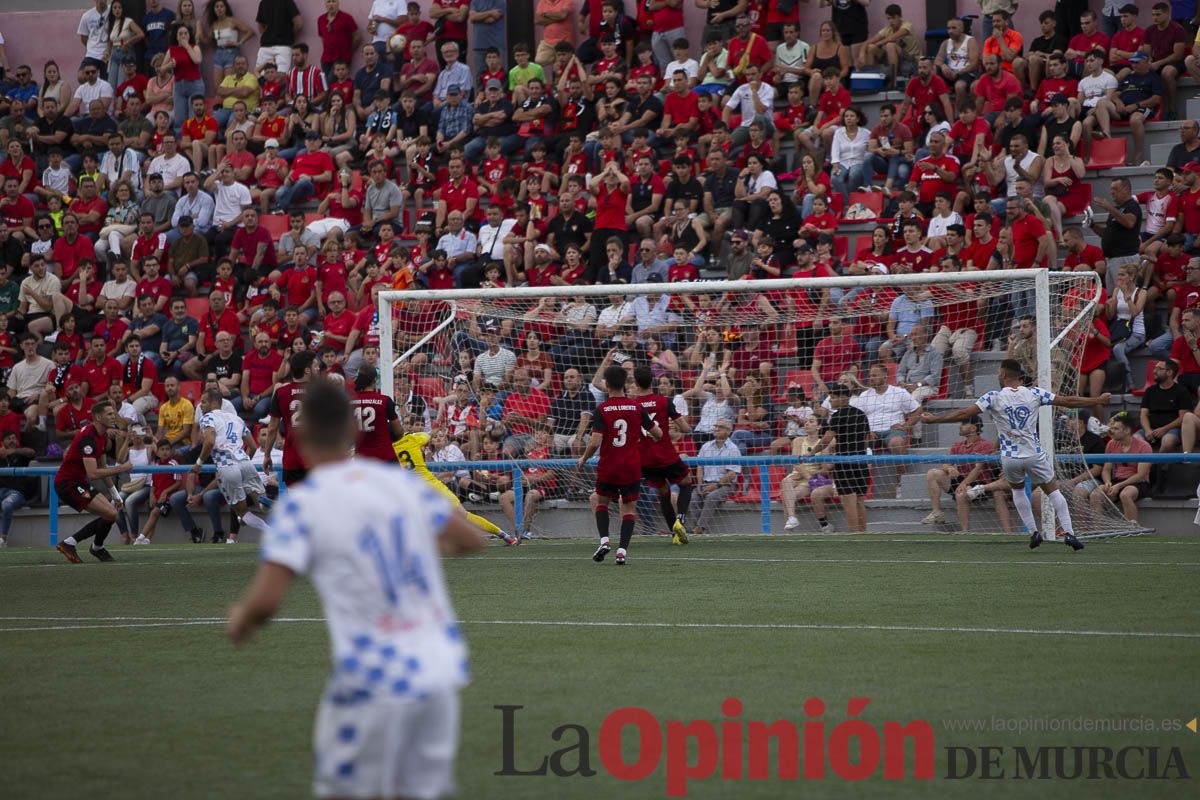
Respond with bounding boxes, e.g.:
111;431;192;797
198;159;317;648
379;272;1142;540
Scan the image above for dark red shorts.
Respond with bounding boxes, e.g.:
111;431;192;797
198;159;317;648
643;459;689;488
595;481;640;503
55;480;97;513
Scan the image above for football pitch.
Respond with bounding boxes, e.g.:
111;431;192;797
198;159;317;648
2;533;1198;799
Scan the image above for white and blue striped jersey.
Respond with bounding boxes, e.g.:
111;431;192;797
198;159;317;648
199;409;250;466
975;386;1056;458
260;460;468;702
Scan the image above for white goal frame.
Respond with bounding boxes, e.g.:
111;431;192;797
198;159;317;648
380;270;1103;538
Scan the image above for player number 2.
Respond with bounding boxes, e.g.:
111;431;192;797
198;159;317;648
354;405;377;433
612;418;628;447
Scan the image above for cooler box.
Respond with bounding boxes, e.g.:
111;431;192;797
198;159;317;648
849;69;887;93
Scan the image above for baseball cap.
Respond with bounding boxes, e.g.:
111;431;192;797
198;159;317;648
1129;52;1148;62
485;78;503;91
1050;93;1069;106
1185;162;1200;174
827;383;852;397
534;243;553;255
1063;408;1091;421
646;273;664;283
178;214;194;227
730;229;750;242
304;129;322;140
446;84;463;95
265;138;279;148
816;233;834;246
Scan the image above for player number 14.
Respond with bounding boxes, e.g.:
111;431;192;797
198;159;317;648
358;515;430;605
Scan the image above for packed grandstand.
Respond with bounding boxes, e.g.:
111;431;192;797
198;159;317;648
0;0;1197;543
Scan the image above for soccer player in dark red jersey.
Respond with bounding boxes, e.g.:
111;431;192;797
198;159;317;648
350;370;404;461
578;365;662;565
263;350;316;485
54;399;133;563
632;366;694;545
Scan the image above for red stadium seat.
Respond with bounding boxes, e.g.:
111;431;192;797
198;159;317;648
1130;362;1156;396
259;214;289;240
184;297;209;320
841;191;883;221
1084;138;1127;171
178;380;203;406
414;376;447;402
833;236;849;262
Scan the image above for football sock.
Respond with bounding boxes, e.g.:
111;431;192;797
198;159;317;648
230;514;241;534
64;536;78;546
658;493;676;526
1048;490;1075;535
242;512;266;530
619;514;635;550
466;510;502;537
1011;489;1038;535
90;518;115;548
594;504;609;538
676;483;693;517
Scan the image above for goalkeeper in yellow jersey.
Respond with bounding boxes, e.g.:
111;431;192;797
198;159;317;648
393;416;520;546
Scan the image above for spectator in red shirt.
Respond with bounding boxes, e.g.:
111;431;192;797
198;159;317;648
910;131;960;216
273;131;335;212
80;336;123;399
238;330;283;421
1007;196;1053;270
94;300;131;359
183;290;241;379
972;53;1022;119
320;291;356;353
273;247;319;324
922;418;1006;531
1169;307;1200;392
658;70;699;142
500;366;551;456
727;13;773;84
317;0;359;75
898;57;953;134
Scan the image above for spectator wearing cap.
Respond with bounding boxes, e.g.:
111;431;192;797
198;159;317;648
1083;51;1159;165
273;130;335;212
473;323;517;391
464;80;516;161
1036;93;1082;158
167;214;211;293
431;41;473;119
435;83;474;155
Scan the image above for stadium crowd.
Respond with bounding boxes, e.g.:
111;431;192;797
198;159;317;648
0;0;1192;539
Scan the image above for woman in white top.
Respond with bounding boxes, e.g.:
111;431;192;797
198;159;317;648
38;61;70;118
106;0;145;93
202;0;255;88
830;105;871;207
683;354;740;443
733;153;777;232
913;104;952;160
1105;262;1147;387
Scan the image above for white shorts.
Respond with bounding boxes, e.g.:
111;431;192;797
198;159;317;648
217;461;265;505
314;689;460;800
1002;453;1055;487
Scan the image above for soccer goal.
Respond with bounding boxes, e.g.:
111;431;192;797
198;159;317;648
379;270;1142;539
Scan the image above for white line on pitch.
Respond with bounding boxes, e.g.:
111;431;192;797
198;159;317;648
0;617;1195;640
461;555;1200;567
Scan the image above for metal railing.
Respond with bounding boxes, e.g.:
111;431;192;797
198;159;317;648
3;452;1195;544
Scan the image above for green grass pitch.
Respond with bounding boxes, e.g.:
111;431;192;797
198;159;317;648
2;533;1198;799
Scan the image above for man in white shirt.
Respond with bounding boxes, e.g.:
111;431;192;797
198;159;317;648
208;163;253;254
148;133;193;194
99;259;138;312
773;23;810;85
690;419;742;535
722;62;775;148
1077;49;1117;113
170;171;216;242
852;362;922;496
228;380;484;800
77;0;111;81
472;322;517;390
475;203;514;269
66;68;114;120
8;334;55;428
435;210;479;287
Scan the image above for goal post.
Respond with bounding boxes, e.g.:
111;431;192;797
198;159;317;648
378;270;1140;539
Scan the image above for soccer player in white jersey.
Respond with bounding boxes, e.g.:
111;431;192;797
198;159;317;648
227;380;486;800
192;389;267;543
921;359;1106;551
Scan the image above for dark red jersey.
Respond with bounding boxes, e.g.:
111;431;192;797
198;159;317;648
268;381;308;471
351;391;400;462
57;424;104;484
637;393;682;469
592;398;654;485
